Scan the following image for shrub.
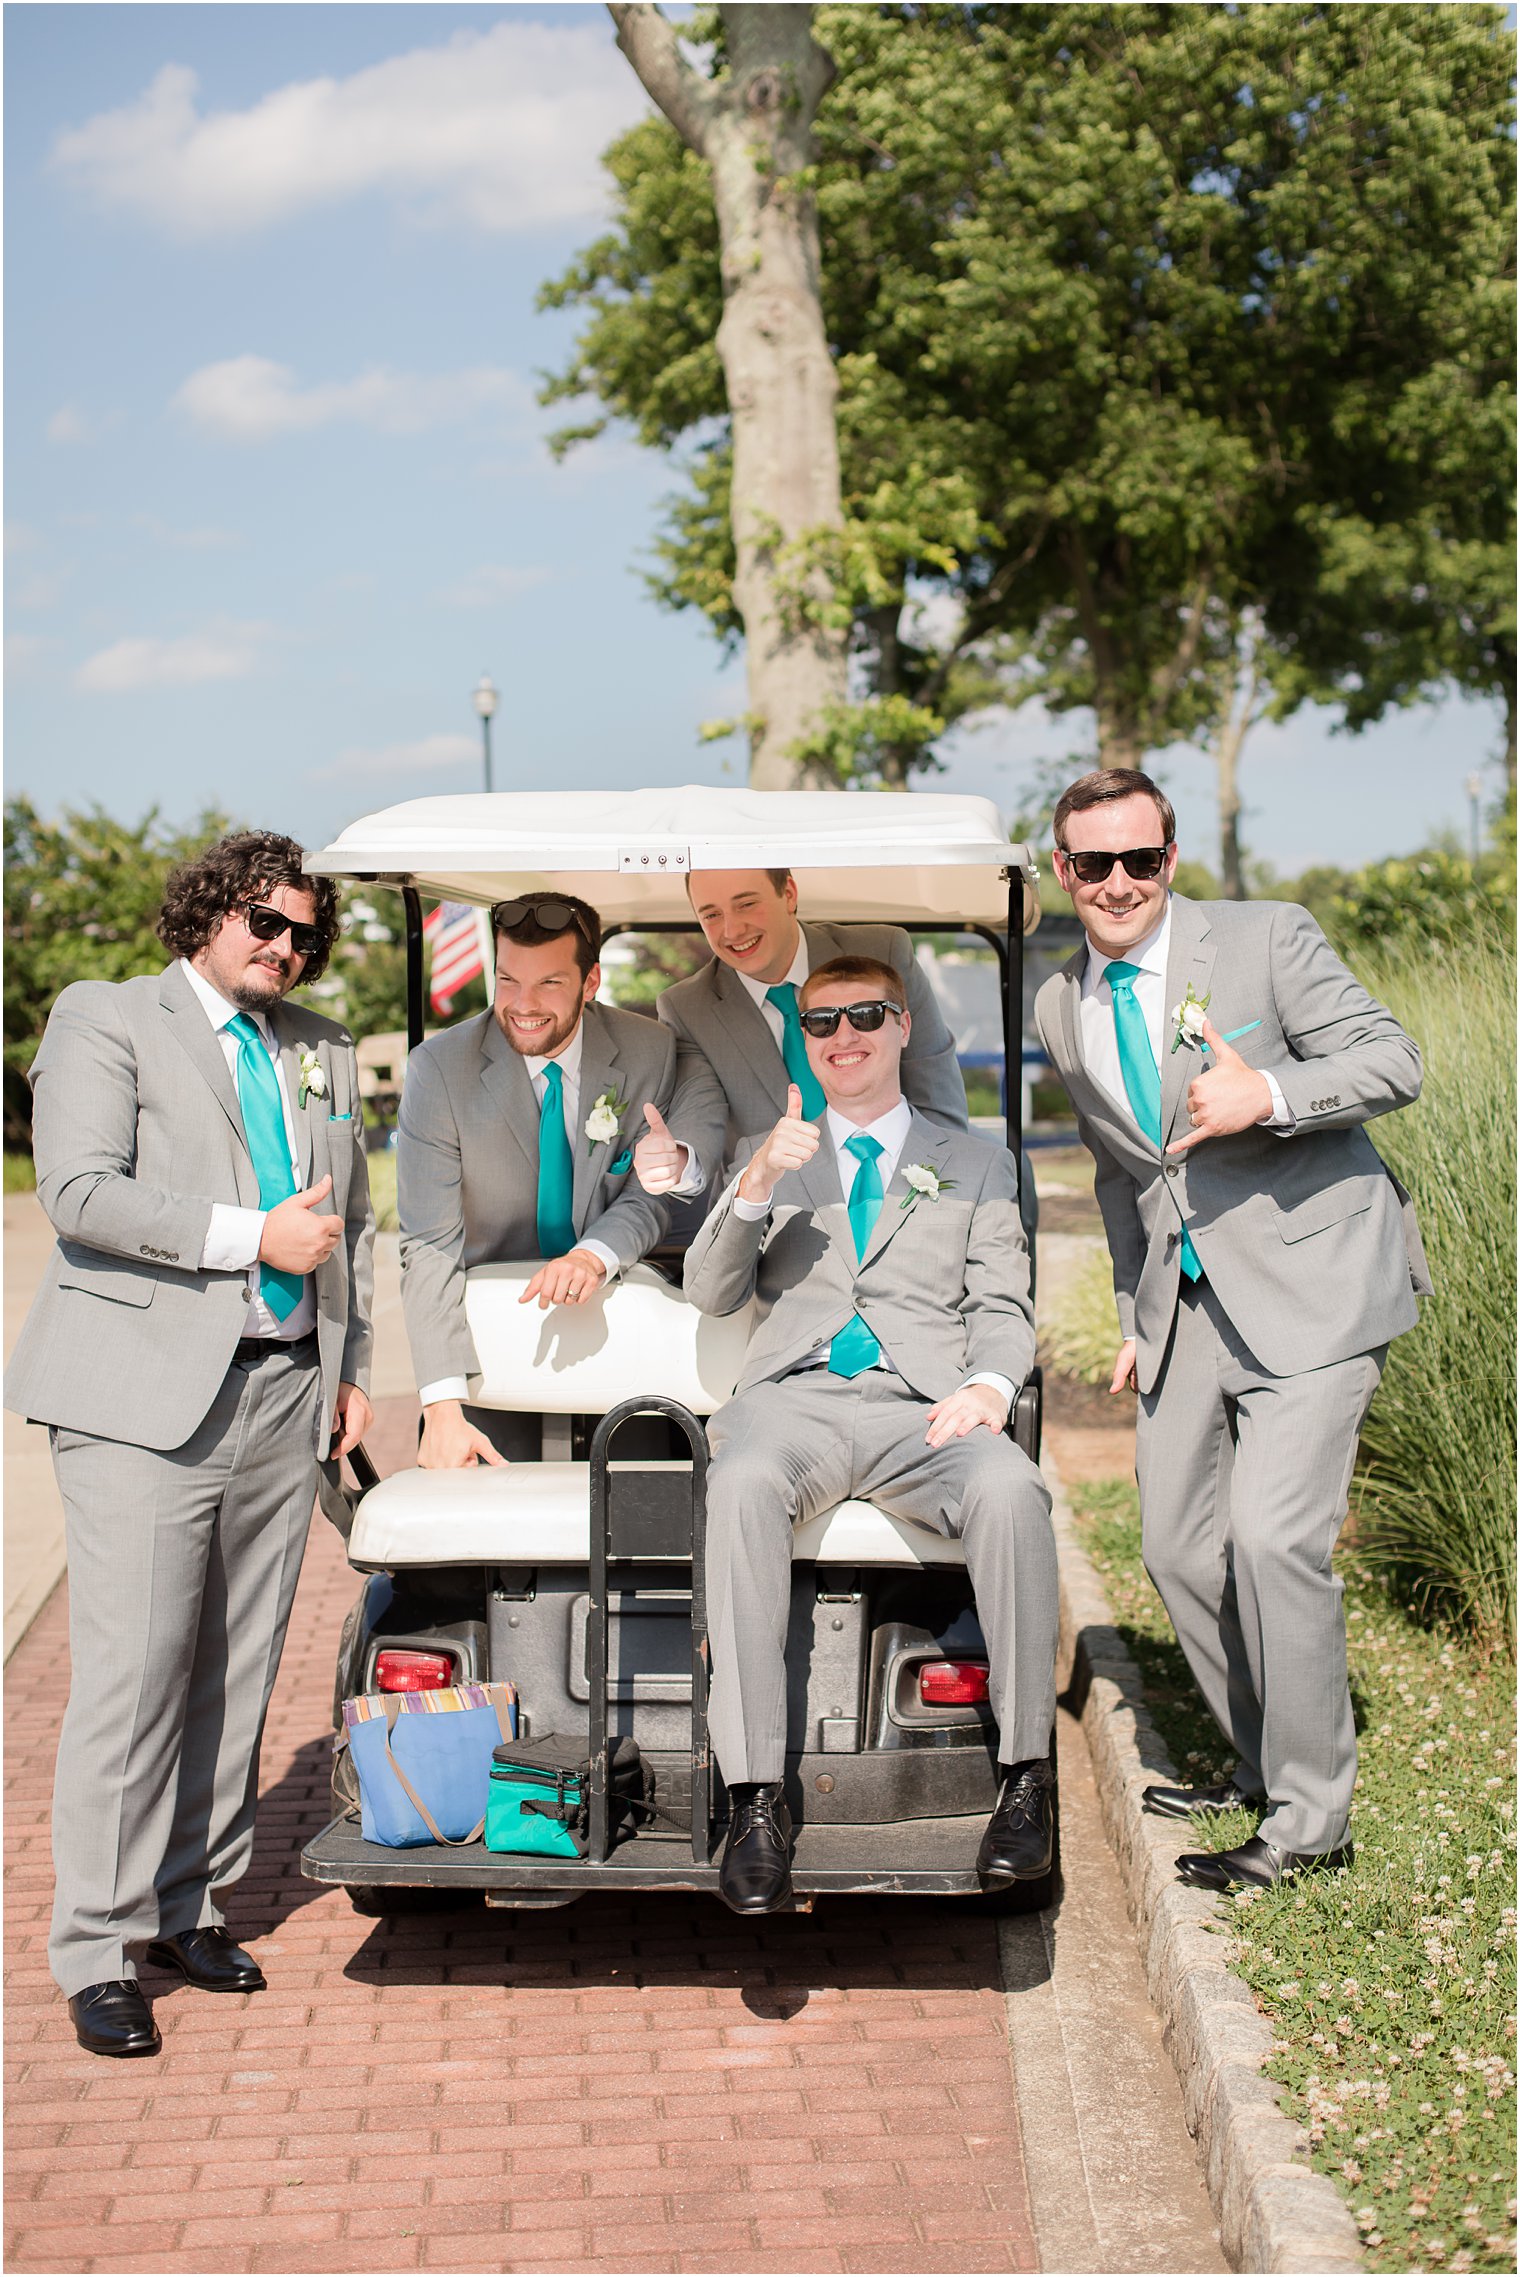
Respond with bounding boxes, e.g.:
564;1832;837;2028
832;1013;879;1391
1044;1243;1121;1383
1351;923;1516;1650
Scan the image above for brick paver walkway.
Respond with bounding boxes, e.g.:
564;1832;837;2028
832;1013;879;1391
5;1401;1037;2275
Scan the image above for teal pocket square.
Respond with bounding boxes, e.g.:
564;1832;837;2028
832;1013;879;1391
329;1111;354;1122
1203;1020;1263;1053
609;1147;633;1175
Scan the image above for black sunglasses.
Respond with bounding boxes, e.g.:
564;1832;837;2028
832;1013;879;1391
1060;844;1172;884
798;1000;904;1039
492;896;599;948
243;901;323;958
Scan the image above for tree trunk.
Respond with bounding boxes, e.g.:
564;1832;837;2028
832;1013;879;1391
609;3;849;789
1213;617;1262;900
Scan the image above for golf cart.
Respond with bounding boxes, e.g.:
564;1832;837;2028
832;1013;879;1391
299;786;1053;1914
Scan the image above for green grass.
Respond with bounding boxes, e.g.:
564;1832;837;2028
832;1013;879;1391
1348;927;1516;1648
4;1151;37;1193
1072;1478;1517;2274
365;1145;398;1233
1044;1244;1121;1384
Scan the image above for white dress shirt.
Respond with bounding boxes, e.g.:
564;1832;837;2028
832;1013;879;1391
1078;899;1292;1132
182;958;316;1340
736;926;812;1052
419;1021;624;1408
734;1093;1015;1411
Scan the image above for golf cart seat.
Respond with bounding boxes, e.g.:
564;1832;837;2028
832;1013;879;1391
347;1262;975;1572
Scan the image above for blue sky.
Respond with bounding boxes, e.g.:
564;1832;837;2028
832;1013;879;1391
5;2;1507;875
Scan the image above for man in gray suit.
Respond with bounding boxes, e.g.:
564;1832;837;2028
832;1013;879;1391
633;866;967;1209
1036;769;1429;1892
6;832;374;2056
398;894;681;1468
685;954;1057;1915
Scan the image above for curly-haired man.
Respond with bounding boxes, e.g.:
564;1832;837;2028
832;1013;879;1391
7;830;375;2056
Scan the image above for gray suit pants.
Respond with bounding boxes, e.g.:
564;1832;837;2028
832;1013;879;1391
48;1341;322;1997
1136;1280;1384;1856
705;1372;1058;1785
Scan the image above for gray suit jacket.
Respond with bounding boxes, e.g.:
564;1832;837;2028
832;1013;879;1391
397;999;677;1389
683;1113;1036;1403
657;922;968;1189
5;964;374;1450
1033;895;1431;1392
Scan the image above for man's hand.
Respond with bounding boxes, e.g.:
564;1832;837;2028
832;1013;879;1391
329;1381;373;1459
737;1085;820;1207
1109;1339;1138;1395
1166;1020;1272;1156
260;1175;343;1271
519;1248;609;1310
418;1399;507;1469
924;1381;1009;1449
633;1102;689;1196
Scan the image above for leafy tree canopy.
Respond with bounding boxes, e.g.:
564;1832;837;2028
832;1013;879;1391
541;3;1515;784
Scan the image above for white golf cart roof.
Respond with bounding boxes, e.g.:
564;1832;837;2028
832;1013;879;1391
306;785;1039;932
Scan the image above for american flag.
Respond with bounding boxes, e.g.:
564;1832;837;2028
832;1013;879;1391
423;902;486;1013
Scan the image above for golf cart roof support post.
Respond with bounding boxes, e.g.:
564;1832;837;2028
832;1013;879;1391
403;887;426;1055
1004;871;1024;1166
586;1397;713;1868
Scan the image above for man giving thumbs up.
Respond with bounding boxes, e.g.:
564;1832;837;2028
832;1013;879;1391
6;833;375;2053
1037;769;1430;1894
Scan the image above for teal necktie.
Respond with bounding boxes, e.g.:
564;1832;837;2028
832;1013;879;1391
227;1013;303;1321
828;1133;885;1378
1105;962;1202;1283
764;983;826;1120
535;1060;576;1258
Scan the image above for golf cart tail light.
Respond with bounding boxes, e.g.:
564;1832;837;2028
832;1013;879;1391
918;1659;989;1706
374;1649;453;1693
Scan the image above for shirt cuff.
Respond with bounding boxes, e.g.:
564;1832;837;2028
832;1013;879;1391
419;1377;471;1407
670;1145;706;1200
963;1371;1016;1410
1258;1070;1296;1133
201;1202;264;1273
733;1192;773;1223
578;1239;621;1283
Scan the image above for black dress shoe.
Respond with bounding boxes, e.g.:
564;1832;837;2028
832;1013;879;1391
68;1980;161;2058
718;1782;794;1915
1176;1834;1354;1892
976;1757;1055;1888
144;1926;266;1993
1143;1777;1264;1822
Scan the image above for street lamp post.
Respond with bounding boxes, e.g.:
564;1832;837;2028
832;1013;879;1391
473;673;499;794
1465;771;1483;868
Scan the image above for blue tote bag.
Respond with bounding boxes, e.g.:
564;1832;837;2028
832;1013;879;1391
341;1681;518;1848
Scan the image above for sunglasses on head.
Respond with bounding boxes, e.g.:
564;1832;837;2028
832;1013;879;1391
798;1000;904;1039
492;896;598;948
1060;844;1172;884
242;902;323;958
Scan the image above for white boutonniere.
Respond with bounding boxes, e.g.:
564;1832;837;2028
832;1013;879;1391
297;1045;327;1106
900;1161;956;1212
584;1086;626;1153
1170;983;1212;1055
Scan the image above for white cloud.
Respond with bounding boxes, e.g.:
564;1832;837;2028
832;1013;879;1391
49;23;645;239
322;733;480;781
6;633;54;678
173;355;532;443
438;563;553;609
46;404;119;445
135;515;241;551
77;621;273;693
9;566;68;613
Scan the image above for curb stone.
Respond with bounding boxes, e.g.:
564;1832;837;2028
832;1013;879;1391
1047;1460;1365;2275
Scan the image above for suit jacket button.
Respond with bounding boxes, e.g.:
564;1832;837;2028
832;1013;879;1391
1165;1164;1179;1178
242;1287;253;1302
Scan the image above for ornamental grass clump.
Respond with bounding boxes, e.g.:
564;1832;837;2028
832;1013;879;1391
1349;924;1516;1650
1072;1483;1517;2276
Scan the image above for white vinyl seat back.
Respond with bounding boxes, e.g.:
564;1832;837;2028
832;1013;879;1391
347;1464;967;1572
463;1261;752;1416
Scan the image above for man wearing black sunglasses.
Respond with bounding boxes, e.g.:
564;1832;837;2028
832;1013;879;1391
6;831;375;2056
1037;768;1430;1893
685;956;1057;1916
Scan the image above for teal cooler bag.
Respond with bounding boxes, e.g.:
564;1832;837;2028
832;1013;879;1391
485;1733;653;1858
343;1682;517;1848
